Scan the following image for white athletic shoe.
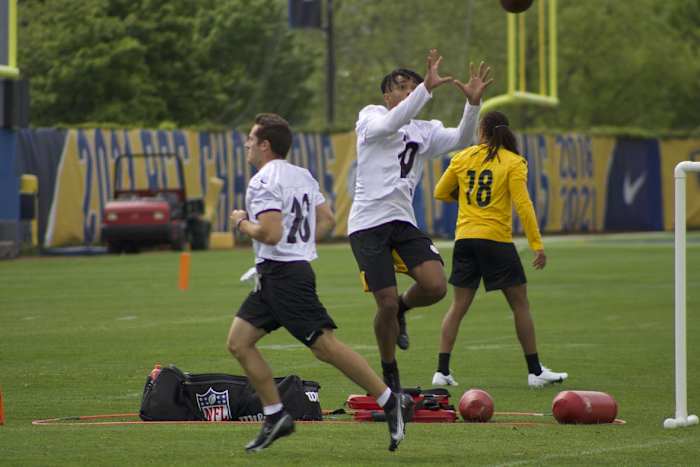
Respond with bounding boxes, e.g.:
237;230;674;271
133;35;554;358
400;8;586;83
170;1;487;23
432;371;459;386
528;366;568;388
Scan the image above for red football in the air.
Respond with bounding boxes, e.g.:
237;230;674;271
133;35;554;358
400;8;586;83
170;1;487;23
458;389;494;422
500;0;534;13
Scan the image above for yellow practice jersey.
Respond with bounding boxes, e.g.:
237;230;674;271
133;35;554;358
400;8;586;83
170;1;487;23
434;144;543;251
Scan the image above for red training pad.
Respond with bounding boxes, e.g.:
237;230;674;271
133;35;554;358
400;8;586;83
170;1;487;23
346;393;451;411
352;409;457;423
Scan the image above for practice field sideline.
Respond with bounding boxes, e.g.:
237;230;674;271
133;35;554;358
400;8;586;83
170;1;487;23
0;232;698;465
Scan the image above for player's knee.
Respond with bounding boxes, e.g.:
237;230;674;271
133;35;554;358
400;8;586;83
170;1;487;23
376;298;399;317
506;293;529;313
510;302;530;315
310;334;335;363
436;282;448;300
424;280;447;303
227;338;250;360
452;301;471;317
311;345;332;363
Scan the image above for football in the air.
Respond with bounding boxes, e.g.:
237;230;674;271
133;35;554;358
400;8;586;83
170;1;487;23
458;389;494;422
500;0;534;13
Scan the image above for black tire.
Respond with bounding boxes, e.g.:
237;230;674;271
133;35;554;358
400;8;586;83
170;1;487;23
171;223;187;251
107;242;123;254
124;242;141;254
189;219;211;251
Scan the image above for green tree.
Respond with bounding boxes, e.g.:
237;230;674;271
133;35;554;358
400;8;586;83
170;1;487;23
106;0;203;125
190;0;318;127
19;0;162;126
667;0;700;129
539;0;698;131
17;0;700;132
298;0;700;132
18;0;317;127
296;0;501;130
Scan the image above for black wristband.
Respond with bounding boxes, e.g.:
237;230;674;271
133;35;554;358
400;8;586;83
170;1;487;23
235;215;248;232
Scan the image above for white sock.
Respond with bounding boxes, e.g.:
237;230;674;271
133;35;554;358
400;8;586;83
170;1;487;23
263;403;283;416
376;388;392;408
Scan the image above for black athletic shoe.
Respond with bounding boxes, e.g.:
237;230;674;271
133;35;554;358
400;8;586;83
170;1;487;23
385;393;415;452
245;412;295;453
397;311;409;350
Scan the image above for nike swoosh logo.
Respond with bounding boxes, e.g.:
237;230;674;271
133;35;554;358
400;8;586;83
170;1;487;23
305;331;316;342
623;172;646;205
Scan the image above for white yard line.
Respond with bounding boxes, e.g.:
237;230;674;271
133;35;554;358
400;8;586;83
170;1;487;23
490;437;693;467
319;231;700;251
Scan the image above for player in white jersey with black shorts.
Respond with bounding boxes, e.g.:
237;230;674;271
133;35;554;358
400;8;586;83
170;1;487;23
348;49;493;391
228;114;414;453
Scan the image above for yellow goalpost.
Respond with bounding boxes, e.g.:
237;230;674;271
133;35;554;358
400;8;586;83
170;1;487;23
0;0;18;79
481;0;558;114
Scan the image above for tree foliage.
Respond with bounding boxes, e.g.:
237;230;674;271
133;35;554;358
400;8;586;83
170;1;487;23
17;0;700;132
18;0;317;127
299;0;700;132
550;0;698;131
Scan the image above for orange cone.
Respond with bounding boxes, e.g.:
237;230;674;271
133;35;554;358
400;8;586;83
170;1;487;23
0;388;5;425
178;252;191;291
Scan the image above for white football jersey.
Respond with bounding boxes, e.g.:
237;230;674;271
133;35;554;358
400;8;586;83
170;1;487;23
348;82;480;234
245;159;325;263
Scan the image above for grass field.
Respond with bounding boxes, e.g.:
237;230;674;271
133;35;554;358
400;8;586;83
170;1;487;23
1;232;699;466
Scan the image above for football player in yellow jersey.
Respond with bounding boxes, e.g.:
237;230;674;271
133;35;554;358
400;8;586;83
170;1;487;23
431;111;568;388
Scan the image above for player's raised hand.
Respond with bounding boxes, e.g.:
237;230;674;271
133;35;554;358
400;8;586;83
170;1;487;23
453;61;494;105
424;49;453;93
532;249;547;270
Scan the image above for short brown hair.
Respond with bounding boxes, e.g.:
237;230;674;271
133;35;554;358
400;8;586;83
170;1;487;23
253;113;292;158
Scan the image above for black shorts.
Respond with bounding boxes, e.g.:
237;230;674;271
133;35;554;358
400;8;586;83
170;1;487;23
449;239;527;291
349;220;443;292
236;260;337;347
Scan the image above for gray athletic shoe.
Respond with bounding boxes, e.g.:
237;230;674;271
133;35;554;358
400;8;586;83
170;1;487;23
245;412;295;453
386;393;415;452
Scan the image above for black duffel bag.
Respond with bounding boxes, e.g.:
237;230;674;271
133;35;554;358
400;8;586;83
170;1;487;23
139;365;322;422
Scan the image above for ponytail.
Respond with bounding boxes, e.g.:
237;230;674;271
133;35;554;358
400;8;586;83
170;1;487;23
479;111;519;163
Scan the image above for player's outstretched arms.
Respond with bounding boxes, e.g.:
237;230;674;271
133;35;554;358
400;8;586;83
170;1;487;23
453;61;494;105
424;48;453;93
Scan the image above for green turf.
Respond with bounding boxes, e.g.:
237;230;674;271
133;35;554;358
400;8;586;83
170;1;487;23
1;233;699;466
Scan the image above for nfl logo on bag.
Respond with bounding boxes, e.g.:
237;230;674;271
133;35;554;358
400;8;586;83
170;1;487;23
196;388;232;421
